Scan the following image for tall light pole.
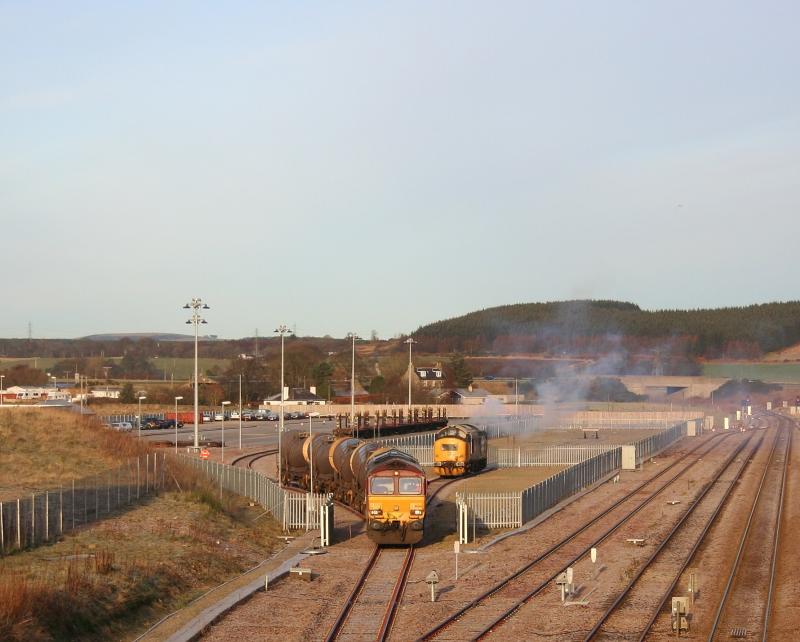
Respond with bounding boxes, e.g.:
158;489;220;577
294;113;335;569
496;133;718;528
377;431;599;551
238;373;243;450
405;337;417;416
221;400;231;463
309;413;314;494
275;325;289;486
0;374;4;406
347;332;359;433
174;395;184;453
184;298;209;452
137;394;147;439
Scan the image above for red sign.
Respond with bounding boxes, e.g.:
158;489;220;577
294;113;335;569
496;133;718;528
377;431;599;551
200;448;210;460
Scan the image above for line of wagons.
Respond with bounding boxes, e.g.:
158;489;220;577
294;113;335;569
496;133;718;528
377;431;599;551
281;423;488;545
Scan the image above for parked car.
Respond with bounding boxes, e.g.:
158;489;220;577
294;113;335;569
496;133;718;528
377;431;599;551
109;421;133;432
202;411;214;422
214;412;224;421
144;418;183;430
265;411;279;421
241;411;255;421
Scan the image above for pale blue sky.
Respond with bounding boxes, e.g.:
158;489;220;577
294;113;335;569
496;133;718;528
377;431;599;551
1;2;798;339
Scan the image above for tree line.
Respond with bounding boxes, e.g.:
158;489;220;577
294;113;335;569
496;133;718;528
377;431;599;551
412;300;800;359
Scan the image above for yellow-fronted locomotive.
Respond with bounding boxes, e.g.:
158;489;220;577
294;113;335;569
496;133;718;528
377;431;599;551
281;431;426;544
433;423;488;477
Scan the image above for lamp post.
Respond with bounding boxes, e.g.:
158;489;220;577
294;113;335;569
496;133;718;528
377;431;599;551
137;395;147;439
221;401;231;463
184;298;209;452
405;337;417;416
309;413;314;494
0;374;4;406
174;395;184;453
275;325;289;486
238;373;243;451
347;332;359;434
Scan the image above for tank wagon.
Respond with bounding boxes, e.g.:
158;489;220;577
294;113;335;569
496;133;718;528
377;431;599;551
281;431;426;545
433;423;488;477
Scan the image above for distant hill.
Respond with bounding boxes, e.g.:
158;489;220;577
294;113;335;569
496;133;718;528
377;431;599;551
80;332;205;342
413;300;800;359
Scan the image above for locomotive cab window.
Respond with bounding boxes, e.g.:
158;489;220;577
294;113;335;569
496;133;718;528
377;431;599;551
440;444;458;451
370;477;395;494
398;477;422;494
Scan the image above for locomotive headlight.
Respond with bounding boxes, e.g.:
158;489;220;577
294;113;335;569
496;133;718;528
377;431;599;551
411;509;424;516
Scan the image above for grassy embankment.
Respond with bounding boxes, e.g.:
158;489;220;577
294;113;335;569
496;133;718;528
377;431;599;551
702;362;800;384
0;409;282;641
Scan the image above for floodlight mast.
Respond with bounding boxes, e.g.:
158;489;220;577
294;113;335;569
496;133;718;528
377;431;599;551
184;298;209;452
275;324;289;485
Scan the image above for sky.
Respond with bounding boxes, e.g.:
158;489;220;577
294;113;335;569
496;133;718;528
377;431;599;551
1;1;799;340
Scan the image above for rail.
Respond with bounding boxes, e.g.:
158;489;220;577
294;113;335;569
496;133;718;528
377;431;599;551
705;421;790;641
584;432;757;640
419;433;728;640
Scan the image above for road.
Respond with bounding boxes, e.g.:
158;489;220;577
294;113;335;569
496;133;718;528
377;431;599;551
137;417;338;448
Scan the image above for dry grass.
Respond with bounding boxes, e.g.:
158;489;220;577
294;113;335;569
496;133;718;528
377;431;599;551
0;409;152;500
0;488;283;641
0;410;285;640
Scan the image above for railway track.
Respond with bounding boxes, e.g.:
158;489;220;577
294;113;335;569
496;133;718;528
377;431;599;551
229;448;277;469
705;416;791;642
325;546;415;642
582;429;762;640
416;432;741;641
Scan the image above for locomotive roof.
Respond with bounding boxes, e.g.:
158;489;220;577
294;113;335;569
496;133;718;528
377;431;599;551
435;423;484;439
368;448;424;474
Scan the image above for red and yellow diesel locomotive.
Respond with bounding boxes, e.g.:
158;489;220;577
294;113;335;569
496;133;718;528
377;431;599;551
281;432;426;545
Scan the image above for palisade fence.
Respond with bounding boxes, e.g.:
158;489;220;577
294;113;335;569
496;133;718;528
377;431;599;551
630;421;687;465
174;454;329;532
377;416;541;447
101;412;165;424
489;443;620;467
456;422;690;539
0;453;167;555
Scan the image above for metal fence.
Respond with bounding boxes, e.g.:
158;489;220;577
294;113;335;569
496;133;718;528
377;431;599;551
456;447;621;537
520;447;621;523
456;421;690;538
0;453;167;555
174;454;329;532
101;412;165;424
489;443;620;467
557;413;702;431
630;421;687;465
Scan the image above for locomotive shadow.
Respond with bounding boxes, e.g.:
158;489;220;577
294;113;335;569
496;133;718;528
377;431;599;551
422;496;459;545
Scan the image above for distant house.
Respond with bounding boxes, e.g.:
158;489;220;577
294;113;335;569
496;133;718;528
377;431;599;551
264;387;326;406
442;386;491;405
4;386;51;400
331;382;370;404
90;386;122;400
442;385;522;405
401;362;446;389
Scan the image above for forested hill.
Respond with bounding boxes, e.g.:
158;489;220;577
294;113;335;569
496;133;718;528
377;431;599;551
413;300;800;358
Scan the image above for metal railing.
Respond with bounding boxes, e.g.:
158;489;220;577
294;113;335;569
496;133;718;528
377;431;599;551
630;421;687;465
100;412;165;424
456;421;691;537
174;454;329;532
489;443;620;467
0;453;166;555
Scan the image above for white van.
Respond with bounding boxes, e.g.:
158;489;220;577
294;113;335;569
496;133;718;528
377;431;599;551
110;422;133;432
